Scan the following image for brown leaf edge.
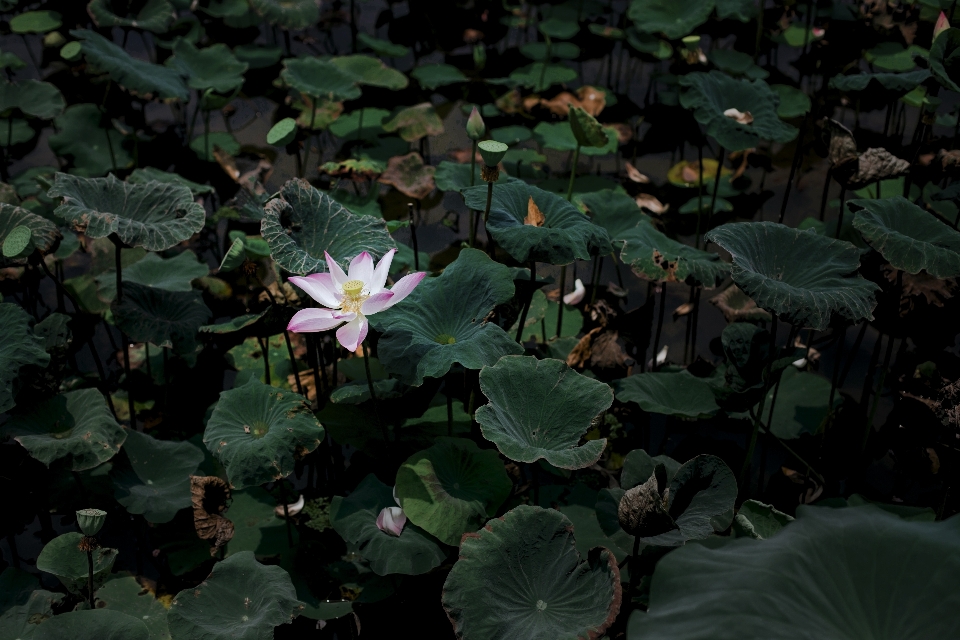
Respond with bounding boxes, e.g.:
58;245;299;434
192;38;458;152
190;475;235;556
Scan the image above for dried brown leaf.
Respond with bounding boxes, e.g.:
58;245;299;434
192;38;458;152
378;152;437;200
625;163;650;183
524;196;545;226
190;475;234;556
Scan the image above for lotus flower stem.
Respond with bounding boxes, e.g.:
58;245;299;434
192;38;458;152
363;341;389;445
758;423;825;485
741;316;777;491
514;262;537;343
590;256;601;304
754;0;764;61
651;283;667;371
765;325;801;439
0;117;10;182
283;331;305;396
470;141;477;187
483;180;496;259
112;238;137;429
86;547;95;608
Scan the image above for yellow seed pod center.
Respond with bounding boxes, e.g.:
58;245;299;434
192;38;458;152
342;280;364;296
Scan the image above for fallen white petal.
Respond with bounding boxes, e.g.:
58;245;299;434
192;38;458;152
563;279;586;305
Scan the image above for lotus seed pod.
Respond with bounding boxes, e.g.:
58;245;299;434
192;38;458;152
76;508;107;537
478;140;508;167
681;35;701;51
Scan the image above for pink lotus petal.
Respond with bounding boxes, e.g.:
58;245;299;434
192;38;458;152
336;316;368;352
347;251;375;285
287;308;354;333
936;12;951;41
361;291;394;315
324;251;349;288
288;275;341;308
382;271;427;310
370;248;397;294
376;506;406;536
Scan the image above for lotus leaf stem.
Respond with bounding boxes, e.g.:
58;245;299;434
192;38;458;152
515;262;537;343
741;316;777;491
283;330;305;396
651;283;667;371
86;547;95;608
556;264;567;338
483;179;495;259
566;144;581;202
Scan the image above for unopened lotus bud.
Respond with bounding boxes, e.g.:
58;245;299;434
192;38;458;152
76;508;107;537
617;465;678;538
466;106;486;141
935;12;951;42
376;506;406;537
478;140;508;167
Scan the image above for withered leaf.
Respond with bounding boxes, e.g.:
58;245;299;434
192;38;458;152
636;193;669;215
566;326;602;369
709;285;772;323
524;196;545;227
190;475;234;556
625;163;650;183
723;108;754;125
377;152;437;200
617;467;678;538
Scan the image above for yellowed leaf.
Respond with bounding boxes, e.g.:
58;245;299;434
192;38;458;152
525;196;545;226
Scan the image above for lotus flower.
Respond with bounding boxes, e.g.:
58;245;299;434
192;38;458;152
935;12;951;42
376;506;406;536
287;249;426;351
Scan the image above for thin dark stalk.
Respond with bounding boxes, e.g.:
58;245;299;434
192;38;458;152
6;534;19;569
835;187;846;239
863;335;896;451
86;549;95;608
446;383;453;437
283;500;294;547
651;283;667;371
707;146;725;232
838;321;868;389
860;332;884;409
696;143;704;248
778;118;807;224
113;238;136;429
590;256;602;304
556;265;567;338
827;326;846;419
283;331;304;396
162;347;169;411
515;262;537;343
758;423;825;484
408;203;420;270
300;99;318;178
483;180;495;259
819;168;832;222
741;316;777;491
565;144;581;201
689;286;702;363
363;343;389;444
257;336;271;385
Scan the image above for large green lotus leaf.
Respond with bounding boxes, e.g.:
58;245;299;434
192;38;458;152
330;474;447;576
204;379;324;489
1;567;40;611
0;118;33;146
434;161;512;192
372;249;523;386
128;167;214;196
357;32;410;58
462;181;611;264
829;69;932;94
627;506;960;639
383;103;444;142
0;588;61;639
112;284;211;355
50;173;205;251
731;499;793;539
930;28;960;92
281;57;359;100
627;0;714;39
49;104;134;177
168;551;303;639
87;0;175;33
1;389;124;470
36;533;118;595
112;430;203;523
71;30;189;101
579;189;652;244
559;484;636;563
224;487;298;558
9;11;61;34
532;121;619;156
395;437;512;546
261;178;395;275
0;203;59;265
520;40;580;61
225;334;299;391
759;367;840;440
848;196;960;277
509;62;578;91
679;71;798;151
166;39;248;93
250;0;319;29
0;79;65;119
327;107;390;140
96;250;208;302
705;222;879;330
411;63;468;90
34;610;149;640
621;221;730;287
96;576;171;640
614;371;720;418
331;54;408;90
476;356;613;469
620;449;681;490
770;83;811;118
716;0;755;21
442;505;621;640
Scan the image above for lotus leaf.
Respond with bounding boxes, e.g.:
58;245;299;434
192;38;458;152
2;388;124;470
96;250;208;302
330;474;447;576
190;131;240;161
509;62;578;91
476;356;613;469
331;54;408;91
848;196;960;278
0;49;26;70
866;42;927;73
614;370;720;418
260;178;395;275
442;505;621;640
930;28;960;92
168;551;303;639
50;173;204;251
10;10;61;33
95;576;170;640
166;40;248;94
0;584;61;639
87;0;174;33
112;430;204;523
627;0;714;39
709;49;768;80
732;499;793;539
357;32;410;58
620;221;730;287
533;121;618;156
36;532;118;594
224;487;298;558
372;248;523;386
705;222;879;330
679;71;798;151
395;437;512;546
559;484;636;563
0;118;33;146
620;449;682;490
112;283;211;354
34;610;149;640
771;83;811;118
628;506;960;639
250;0;319;29
462;181;611;264
49;104;134;176
0;79;65;119
579;189;653;242
378;152;436;199
382;103;444;142
520;41;581;60
281;57;360;100
829;69;932;94
233;43;282;69
411;63;468;90
204;379;324;489
71;30;189;101
716;0;755;21
0;203;60;263
757;367;841;439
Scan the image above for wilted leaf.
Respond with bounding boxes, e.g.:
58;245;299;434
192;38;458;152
377;152;436;199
